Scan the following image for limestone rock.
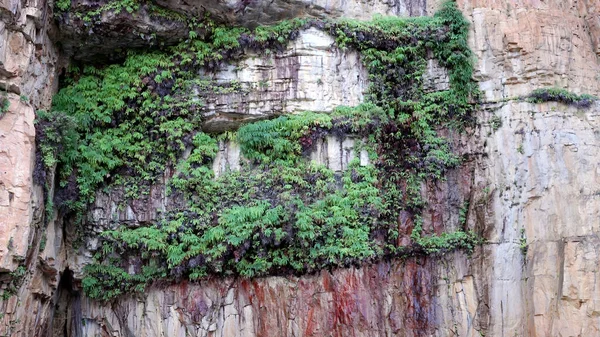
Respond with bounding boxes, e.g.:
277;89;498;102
78;257;480;337
213;140;241;178
482;101;600;336
459;0;600;100
0;0;59;107
309;135;370;171
154;0;433;27
201;28;368;132
55;3;190;62
0;95;35;272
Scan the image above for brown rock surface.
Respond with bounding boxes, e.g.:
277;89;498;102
78;256;479;337
56;0;435;62
0;95;35;272
458;0;600;99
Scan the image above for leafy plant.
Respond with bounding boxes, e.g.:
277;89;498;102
0;94;9;117
0;265;27;300
489;115;502;131
459;201;469;225
527;87;598;108
55;0;71;11
41;1;483;301
519;228;528;257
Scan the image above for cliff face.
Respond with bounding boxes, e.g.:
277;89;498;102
1;0;58;272
0;0;599;337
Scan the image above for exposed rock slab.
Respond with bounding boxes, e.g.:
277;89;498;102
460;0;600;100
56;0;437;61
0;95;35;272
78;256;481;337
201;28;368;132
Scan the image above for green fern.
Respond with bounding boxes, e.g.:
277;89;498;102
46;1;486;301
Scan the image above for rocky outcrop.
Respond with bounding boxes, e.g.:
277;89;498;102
0;95;37;272
482;101;600;336
309;136;371;172
0;1;60;336
152;0;434;27
78;256;478;337
0;0;59;106
460;0;600;100
0;0;59;273
456;1;600;335
55;2;191;63
56;0;437;61
201;28;367;132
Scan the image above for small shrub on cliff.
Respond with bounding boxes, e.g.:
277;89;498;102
0;94;9;118
35;110;79;171
54;0;71;11
527;87;598;108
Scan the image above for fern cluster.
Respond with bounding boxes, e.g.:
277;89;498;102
54;0;187;23
0;96;8;118
526;87;598;108
40;1;482;301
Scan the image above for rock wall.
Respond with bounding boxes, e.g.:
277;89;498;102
0;0;58;273
1;0;600;336
201;27;368;132
0;95;36;272
457;1;600;335
460;0;600;100
0;0;60;336
484;101;600;336
57;0;437;61
79;256;477;337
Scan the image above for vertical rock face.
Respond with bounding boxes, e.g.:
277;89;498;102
0;1;60;336
474;101;600;337
460;0;600;100
201;27;368;132
0;96;36;272
56;0;437;61
0;0;58;270
78;257;472;337
0;0;59;106
457;1;600;335
1;0;600;337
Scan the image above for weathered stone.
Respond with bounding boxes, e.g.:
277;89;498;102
56;0;436;61
213;140;242;178
76;257;482;337
459;0;600;100
423;58;450;92
55;4;190;62
201;28;367;132
309;135;370;171
0;95;35;272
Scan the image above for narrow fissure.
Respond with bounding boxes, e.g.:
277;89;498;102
51;268;82;337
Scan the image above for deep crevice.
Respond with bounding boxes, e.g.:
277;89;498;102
50;268;82;337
